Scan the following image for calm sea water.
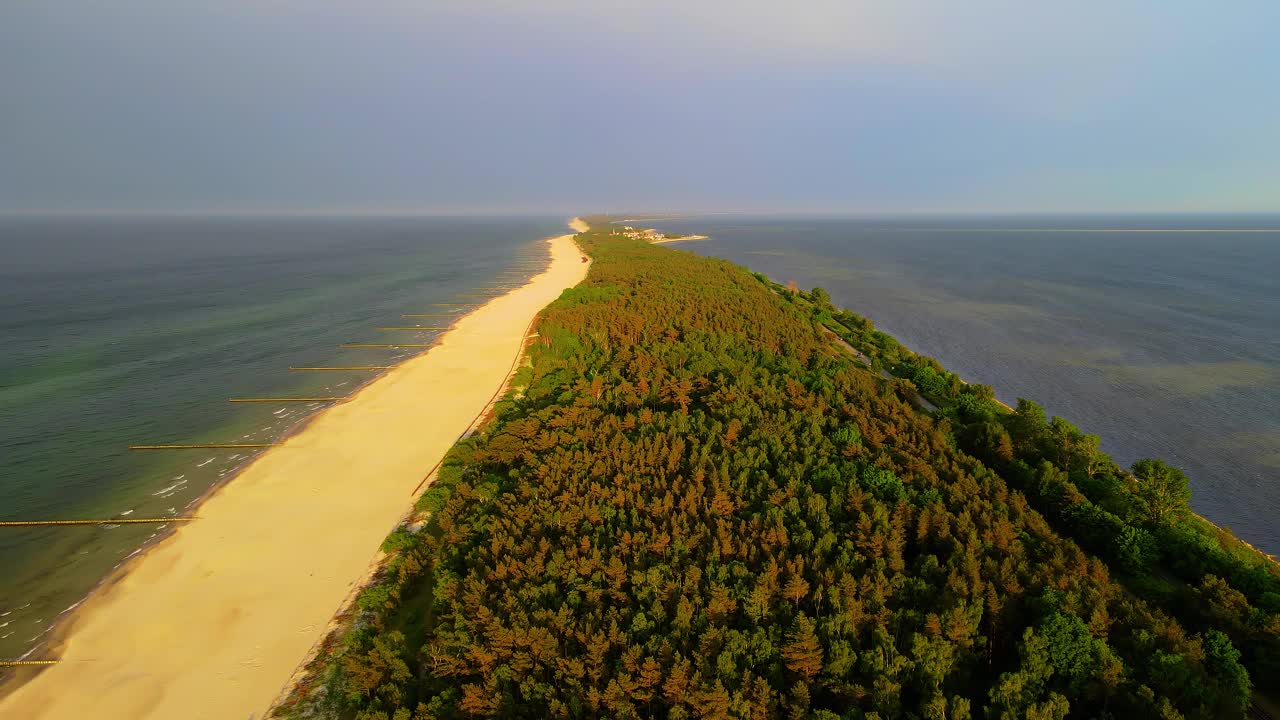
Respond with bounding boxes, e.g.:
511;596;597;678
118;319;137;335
0;215;565;661
655;215;1280;557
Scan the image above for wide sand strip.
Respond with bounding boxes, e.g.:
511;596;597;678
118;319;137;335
0;223;590;720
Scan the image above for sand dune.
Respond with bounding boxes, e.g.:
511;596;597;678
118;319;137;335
0;223;589;720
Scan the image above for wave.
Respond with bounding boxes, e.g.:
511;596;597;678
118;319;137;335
153;478;188;496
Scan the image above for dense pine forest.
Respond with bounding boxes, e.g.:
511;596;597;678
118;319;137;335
277;223;1279;720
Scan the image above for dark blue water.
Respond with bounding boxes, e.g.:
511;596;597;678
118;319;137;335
655;215;1280;557
0;215;565;660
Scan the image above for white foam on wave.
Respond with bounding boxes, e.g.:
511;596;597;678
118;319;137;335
274;407;288;415
153;477;188;496
229;454;241;460
59;600;83;616
0;632;12;640
197;457;214;467
26;625;52;643
101;523;120;529
120;509;134;516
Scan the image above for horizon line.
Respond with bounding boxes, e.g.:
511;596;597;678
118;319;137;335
4;208;1280;219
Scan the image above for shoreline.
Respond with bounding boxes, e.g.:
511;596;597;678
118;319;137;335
0;220;590;719
2;350;419;665
650;234;709;244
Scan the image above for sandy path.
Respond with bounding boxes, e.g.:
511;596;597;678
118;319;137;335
0;222;589;720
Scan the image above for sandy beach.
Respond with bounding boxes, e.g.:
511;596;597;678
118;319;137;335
650;234;708;244
0;221;589;720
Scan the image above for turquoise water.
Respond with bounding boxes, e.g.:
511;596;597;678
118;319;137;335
0;215;565;661
656;215;1280;557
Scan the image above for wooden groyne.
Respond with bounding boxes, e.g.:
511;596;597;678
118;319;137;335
288;366;397;371
0;518;195;527
227;397;346;403
129;443;278;450
339;343;435;348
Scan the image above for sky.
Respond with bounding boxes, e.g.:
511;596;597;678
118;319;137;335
2;1;1278;214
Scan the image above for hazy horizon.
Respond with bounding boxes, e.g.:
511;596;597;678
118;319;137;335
4;1;1279;214
7;210;1280;220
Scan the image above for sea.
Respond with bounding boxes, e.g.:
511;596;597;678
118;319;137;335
650;215;1280;558
0;215;567;662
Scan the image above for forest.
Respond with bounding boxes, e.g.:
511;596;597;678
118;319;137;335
276;223;1278;720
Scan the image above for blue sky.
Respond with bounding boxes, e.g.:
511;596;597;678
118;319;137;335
2;1;1278;214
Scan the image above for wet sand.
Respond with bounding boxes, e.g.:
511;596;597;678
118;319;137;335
0;221;589;720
